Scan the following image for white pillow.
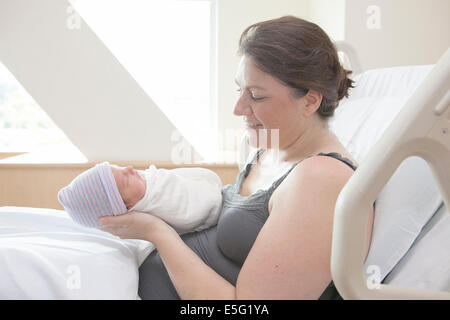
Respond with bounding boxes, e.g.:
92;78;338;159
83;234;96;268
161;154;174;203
330;64;443;281
330;96;410;162
0;206;153;299
331;65;434;162
383;203;450;291
362;157;442;280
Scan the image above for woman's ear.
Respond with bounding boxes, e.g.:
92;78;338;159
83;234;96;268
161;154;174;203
302;89;323;117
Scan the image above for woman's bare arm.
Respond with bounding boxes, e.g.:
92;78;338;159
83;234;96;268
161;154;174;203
150;226;236;299
99;211;236;300
236;156;366;299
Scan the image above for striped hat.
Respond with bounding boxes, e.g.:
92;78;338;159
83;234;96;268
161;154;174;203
57;162;127;228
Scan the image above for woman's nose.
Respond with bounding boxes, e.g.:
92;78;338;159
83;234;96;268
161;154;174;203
233;95;253;117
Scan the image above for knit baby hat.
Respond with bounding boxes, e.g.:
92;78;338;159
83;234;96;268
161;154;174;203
57;161;127;228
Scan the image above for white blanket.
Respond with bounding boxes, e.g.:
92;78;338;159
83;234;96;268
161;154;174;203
0;206;147;299
131;166;223;234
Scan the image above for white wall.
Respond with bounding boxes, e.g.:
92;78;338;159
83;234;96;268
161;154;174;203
0;0;184;162
308;0;345;42
345;0;450;71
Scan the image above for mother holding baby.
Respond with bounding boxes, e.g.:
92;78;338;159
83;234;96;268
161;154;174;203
99;15;374;300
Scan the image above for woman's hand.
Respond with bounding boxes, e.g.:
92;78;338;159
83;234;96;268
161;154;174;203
98;211;172;243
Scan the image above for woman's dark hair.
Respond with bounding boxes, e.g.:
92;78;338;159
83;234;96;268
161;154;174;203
238;16;354;118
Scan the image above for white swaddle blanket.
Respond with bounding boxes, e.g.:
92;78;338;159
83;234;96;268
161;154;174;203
128;166;223;265
130;166;223;234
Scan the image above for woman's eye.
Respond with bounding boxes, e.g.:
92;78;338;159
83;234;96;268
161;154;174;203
236;88;264;101
251;95;264;102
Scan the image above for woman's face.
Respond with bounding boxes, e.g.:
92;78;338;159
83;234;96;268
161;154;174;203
233;55;307;149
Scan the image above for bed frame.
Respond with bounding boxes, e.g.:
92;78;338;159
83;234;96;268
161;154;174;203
332;43;450;299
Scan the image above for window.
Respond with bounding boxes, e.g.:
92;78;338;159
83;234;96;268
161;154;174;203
70;0;217;161
0;0;216;163
0;61;87;163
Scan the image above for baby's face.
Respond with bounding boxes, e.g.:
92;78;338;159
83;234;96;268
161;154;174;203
111;165;146;210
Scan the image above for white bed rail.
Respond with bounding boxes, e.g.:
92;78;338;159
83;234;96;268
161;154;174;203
335;41;363;75
331;47;450;299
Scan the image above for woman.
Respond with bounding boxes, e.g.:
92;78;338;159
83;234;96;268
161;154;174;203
99;16;374;300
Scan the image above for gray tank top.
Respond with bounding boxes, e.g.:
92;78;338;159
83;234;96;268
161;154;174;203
218;149;357;299
218;149;357;263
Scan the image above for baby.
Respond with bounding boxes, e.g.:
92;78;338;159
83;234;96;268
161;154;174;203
57;162;223;233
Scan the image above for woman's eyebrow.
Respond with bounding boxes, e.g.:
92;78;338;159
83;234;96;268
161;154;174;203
234;79;266;91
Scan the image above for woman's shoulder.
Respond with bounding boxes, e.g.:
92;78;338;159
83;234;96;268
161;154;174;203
292;153;355;184
313;146;358;167
268;152;356;212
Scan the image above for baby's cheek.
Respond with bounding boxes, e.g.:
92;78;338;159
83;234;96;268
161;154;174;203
128;180;146;208
117;187;131;208
115;185;125;201
136;180;146;200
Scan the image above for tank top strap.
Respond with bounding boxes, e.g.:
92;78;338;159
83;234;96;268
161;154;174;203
266;152;358;195
234;148;265;190
320;152;358;171
266;160;303;194
242;148;265;176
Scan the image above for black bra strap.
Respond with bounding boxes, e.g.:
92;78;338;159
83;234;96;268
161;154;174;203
268;152;358;193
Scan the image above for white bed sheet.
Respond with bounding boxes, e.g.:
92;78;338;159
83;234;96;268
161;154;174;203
0;206;153;299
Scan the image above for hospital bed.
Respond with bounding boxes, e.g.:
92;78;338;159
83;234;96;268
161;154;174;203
332;43;450;299
0;43;449;300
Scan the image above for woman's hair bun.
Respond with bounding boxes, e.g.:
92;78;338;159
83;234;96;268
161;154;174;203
337;68;354;100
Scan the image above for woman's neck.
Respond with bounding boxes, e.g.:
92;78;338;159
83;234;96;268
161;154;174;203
264;118;338;164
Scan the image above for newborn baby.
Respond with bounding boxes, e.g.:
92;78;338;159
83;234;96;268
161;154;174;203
57;162;223;233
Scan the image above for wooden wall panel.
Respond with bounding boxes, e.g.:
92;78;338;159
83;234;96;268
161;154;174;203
0;162;239;210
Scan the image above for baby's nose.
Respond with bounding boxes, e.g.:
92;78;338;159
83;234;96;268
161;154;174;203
125;166;134;173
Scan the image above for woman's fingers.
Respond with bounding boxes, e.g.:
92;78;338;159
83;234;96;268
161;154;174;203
97;211;168;242
98;212;144;239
